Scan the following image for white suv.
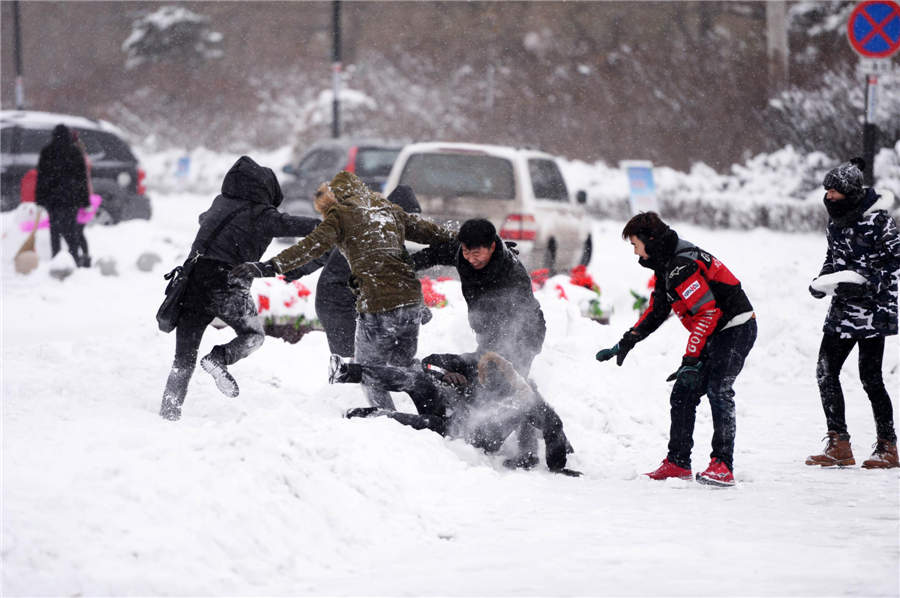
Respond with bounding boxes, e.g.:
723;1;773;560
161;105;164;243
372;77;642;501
383;142;591;272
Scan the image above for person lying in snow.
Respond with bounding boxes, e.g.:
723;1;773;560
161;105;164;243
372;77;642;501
330;350;581;476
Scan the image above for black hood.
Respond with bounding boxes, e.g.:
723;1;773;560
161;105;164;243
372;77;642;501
639;227;679;270
221;155;284;207
387;185;421;214
51;124;71;145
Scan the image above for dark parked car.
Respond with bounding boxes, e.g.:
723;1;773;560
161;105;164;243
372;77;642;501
280;138;402;218
0;110;151;223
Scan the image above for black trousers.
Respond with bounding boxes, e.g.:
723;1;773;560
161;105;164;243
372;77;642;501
48;207;88;265
162;260;265;408
816;333;896;442
667;319;757;472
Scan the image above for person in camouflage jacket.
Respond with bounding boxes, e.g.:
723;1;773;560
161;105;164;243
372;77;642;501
230;171;456;410
806;158;900;469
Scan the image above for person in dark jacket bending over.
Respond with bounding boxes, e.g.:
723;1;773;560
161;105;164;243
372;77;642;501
231;172;456;411
412;218;548;467
412;218;546;376
160;156;319;421
329;350;580;476
35;124;91;267
596;212;756;486
806;158;899;469
284;185;424;358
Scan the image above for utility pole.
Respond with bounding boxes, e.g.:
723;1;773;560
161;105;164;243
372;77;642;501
765;1;789;95
331;0;341;138
13;0;25;109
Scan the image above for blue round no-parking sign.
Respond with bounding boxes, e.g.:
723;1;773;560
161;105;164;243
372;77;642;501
848;0;900;58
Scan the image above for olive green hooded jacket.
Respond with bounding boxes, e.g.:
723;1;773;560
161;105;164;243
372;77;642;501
271;171;455;314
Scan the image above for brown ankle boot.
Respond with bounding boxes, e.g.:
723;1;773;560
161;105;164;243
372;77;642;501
861;439;899;469
806;431;855;467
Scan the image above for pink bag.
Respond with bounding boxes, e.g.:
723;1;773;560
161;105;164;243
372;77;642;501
20;193;102;232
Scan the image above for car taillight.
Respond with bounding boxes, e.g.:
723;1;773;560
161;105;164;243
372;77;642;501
499;213;537;241
344;146;358;173
137;168;146;195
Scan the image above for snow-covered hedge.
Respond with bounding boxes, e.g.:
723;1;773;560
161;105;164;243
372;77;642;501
572;143;900;231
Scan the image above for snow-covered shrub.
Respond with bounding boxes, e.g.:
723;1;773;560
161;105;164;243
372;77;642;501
123;6;223;70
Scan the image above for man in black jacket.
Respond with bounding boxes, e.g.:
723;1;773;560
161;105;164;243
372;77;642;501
331;350;579;475
412;218;548;467
35;124;90;266
412;218;546;374
159;156;319;421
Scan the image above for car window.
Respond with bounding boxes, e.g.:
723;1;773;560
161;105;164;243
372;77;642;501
528;158;569;201
398;153;515;200
355;148;399;178
18;128;53;154
0;127;13;153
76;130;135;162
297;149;344;173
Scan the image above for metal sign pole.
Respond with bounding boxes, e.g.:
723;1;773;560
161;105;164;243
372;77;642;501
847;0;900;186
331;0;342;139
863;75;878;186
13;0;25;110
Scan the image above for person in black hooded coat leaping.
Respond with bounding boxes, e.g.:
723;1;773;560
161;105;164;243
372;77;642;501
159;156;320;421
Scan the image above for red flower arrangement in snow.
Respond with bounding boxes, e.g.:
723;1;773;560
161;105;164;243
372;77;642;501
530;268;550;291
258;294;270;312
569;265;600;293
420;277;447;308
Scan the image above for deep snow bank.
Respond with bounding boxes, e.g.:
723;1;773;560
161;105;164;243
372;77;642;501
2;185;898;595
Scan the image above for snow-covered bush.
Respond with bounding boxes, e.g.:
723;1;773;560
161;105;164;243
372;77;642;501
123;6;223;70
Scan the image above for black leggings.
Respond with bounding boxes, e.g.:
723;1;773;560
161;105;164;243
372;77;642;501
816;334;896;442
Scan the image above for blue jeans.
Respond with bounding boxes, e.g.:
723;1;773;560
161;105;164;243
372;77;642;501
354;304;422;410
667;318;757;472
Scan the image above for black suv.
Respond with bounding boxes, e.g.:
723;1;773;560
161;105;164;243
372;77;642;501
0;110;151;223
280;138;402;218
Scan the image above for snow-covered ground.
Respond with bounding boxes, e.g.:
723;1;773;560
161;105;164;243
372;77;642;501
2;158;899;596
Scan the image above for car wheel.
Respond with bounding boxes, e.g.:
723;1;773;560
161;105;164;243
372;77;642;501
544;239;557;274
579;235;593;266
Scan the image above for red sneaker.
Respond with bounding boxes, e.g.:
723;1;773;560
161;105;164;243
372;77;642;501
696;458;735;487
645;458;693;480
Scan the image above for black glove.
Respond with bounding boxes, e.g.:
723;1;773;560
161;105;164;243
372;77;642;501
834;281;869;299
419;306;433;325
808;284;826;299
596;331;639;366
229;260;277;282
666;356;704;391
442;372;467;387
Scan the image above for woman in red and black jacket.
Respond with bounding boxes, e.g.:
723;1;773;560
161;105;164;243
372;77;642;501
596;212;756;486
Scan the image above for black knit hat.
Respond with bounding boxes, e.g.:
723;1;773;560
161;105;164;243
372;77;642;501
823;157;865;199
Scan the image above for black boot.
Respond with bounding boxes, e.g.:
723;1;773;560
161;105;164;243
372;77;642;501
328;354;362;384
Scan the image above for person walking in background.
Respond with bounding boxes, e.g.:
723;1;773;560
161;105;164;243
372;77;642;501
35;124;91;267
284;185;424;358
230;172;456;411
595;212;756;486
159;156;320;421
806;158;900;469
